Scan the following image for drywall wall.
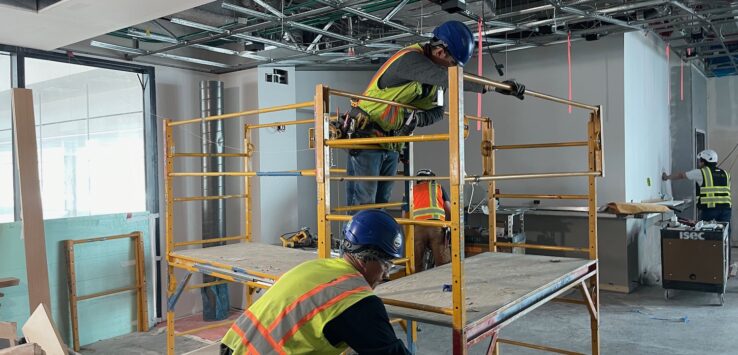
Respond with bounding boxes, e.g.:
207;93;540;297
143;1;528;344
0;213;154;346
707;75;738;242
294;69;375;237
414;34;626;207
623;32;670;203
155;65;219;317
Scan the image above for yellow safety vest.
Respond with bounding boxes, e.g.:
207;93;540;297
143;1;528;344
698;166;732;209
221;258;373;355
358;43;440;151
412;181;446;221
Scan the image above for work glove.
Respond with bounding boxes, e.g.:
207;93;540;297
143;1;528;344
415;106;445;127
494;80;525;100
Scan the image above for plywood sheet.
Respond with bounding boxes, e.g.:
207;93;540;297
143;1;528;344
12;89;51;312
21;304;66;355
171;243;316;277
374;253;594;326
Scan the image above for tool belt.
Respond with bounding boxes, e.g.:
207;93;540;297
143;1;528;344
331;103;417;140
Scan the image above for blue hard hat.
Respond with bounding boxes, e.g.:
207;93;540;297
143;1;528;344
432;20;475;66
343;210;404;258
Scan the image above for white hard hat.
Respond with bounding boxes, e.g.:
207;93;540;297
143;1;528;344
697;149;718;163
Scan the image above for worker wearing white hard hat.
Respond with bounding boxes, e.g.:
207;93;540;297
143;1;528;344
663;149;732;262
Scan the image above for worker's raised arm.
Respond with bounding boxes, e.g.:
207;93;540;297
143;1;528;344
378;51;487;93
662;171;688;180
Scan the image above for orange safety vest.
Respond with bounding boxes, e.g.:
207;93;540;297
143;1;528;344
412;181;446;221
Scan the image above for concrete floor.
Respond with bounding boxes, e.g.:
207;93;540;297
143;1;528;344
81;255;738;354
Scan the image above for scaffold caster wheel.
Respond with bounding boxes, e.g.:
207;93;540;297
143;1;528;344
718;293;724;306
664;289;670;300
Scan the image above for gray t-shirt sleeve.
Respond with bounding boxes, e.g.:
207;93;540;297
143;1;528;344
377;51;487;93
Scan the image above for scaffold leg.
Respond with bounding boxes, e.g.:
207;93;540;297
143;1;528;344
166;272;191;355
405;319;416;354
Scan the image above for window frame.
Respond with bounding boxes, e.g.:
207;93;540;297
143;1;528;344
0;44;159;220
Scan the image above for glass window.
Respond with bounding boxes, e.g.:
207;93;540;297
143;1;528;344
25;58;145;218
0;53;12;222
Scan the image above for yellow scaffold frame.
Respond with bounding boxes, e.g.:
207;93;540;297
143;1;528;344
162;65;603;355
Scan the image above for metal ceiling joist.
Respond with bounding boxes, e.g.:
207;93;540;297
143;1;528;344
90;40;231;68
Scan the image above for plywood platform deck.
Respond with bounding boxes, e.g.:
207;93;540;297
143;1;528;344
170;243;316;279
375;252;595;338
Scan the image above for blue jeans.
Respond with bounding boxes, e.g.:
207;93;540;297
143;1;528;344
346;149;399;207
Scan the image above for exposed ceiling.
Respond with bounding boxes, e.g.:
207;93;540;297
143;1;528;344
29;1;738;77
0;0;214;50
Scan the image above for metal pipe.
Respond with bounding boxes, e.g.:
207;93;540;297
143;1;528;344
332;175;450;181
248;119;314;129
381;298;454;315
174;194;248;202
67;232;139;244
383;0;410;21
463;73;599;111
173;153;249;158
253;0;285;18
493;193;588;200
493;242;589;253
326;134;449;146
77;286;138;301
329;89;419;110
325;214;450;228
185;280;229;291
493;141;588;150
306;21;335;52
497;339;584;355
288;21;361;44
169;101;314;126
466;171;600;182
173;236;244;247
175;320;234;337
333;202;405;212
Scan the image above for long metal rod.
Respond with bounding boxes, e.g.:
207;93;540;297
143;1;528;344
493;193;588;200
497;339;585;355
382;298;454;315
169;101;314;126
174;194;248;202
331;175;450;181
326;214;450;228
173;236;243;247
185;280;229;291
466;171;600;182
67;232;139;244
329;89;420;110
463;73;599;111
493;242;589;253
333;202;405;212
173;153;250;158
326;134;449;146
77;286;137;301
175;319;235;337
383;0;410;21
248;119;314;129
493;141;588;150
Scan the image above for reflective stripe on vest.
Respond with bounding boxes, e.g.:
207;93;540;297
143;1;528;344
222;259;373;355
357;43;440;151
412;181;446;221
699;166;732;208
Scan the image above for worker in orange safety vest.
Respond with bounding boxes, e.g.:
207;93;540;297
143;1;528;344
411;169;451;271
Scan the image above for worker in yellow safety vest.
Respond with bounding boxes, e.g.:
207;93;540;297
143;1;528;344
663;149;732;262
220;209;410;355
342;20;526;208
412;169;451;271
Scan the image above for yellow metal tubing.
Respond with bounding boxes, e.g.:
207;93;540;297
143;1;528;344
497;339;585;355
333;202;405;212
493;141;588;150
248;119;314;129
297;168;346;176
493;193;588;200
381;298;454;315
67;232;139;244
173;236;244;247
173;153;250;158
169;101;314;126
463;73;599;112
325;214;450;228
77;286;137;301
174;194;248;202
326;134;449;146
391;257;409;265
493;242;589;253
175;319;234;337
466;171;600;182
329;89;419;110
185;280;230;291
